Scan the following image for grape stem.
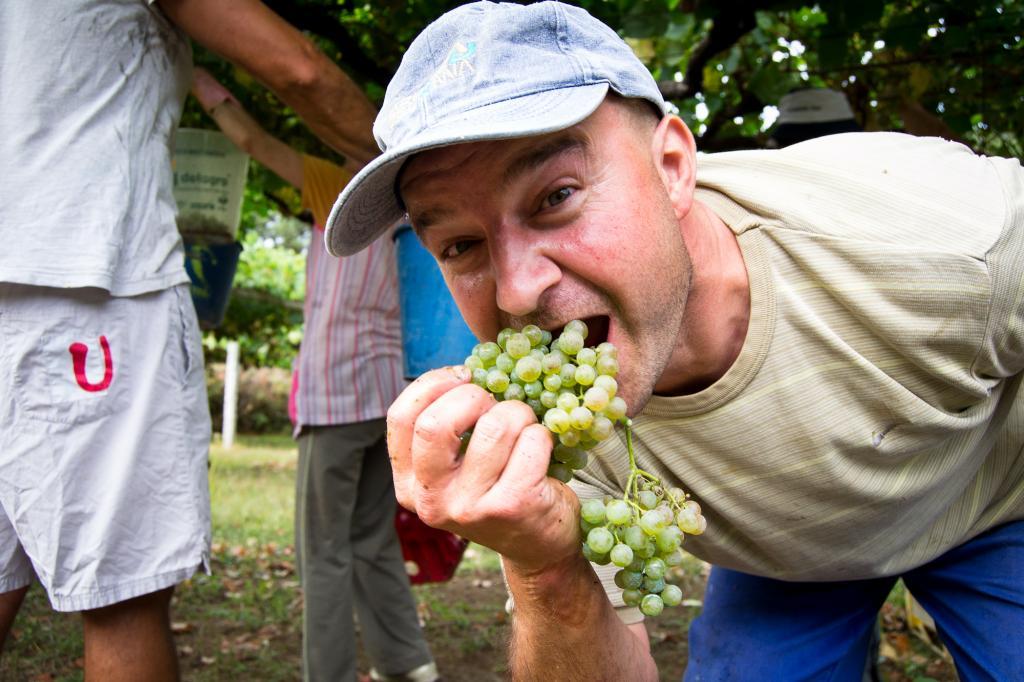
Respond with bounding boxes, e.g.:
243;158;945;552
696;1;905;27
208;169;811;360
622;419;661;503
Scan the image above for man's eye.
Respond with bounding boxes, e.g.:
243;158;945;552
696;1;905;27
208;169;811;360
441;239;477;260
544;187;574;208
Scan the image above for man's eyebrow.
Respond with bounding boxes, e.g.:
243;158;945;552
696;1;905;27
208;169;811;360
501;134;589;188
410;205;455;234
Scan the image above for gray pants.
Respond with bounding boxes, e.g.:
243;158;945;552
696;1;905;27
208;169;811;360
296;420;433;682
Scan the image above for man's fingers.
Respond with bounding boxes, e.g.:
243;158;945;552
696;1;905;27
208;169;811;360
410;382;496;491
453;400;539;507
387;366;471;505
495;423;556;495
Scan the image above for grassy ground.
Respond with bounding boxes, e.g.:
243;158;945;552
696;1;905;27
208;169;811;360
2;435;956;681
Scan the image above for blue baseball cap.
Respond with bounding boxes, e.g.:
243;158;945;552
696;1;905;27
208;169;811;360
325;0;669;257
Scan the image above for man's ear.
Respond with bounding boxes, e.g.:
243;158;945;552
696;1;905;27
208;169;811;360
651;115;697;219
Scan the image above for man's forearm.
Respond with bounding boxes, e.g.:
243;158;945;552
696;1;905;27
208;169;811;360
504;554;658;681
160;0;379;165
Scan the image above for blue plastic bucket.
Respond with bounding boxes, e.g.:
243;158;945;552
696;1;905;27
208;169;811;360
394;226;478;379
182;240;243;329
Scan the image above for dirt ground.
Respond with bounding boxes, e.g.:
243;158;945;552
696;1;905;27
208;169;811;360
4;548;957;682
384;565;957;682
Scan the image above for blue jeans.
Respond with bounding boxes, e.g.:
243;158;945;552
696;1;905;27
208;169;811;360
684;520;1024;681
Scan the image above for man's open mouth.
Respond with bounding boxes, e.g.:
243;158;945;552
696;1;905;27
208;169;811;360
548;315;609;347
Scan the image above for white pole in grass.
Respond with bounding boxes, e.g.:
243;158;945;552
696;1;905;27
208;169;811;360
223;340;239;449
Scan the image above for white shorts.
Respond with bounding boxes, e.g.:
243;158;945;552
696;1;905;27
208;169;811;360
0;283;211;611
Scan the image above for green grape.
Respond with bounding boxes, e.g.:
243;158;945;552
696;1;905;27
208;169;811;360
543;374;562;391
496;328;514;350
623;525;646;551
639;509;664;535
503;383;526;402
558;429;581;448
574;364;597;386
558;363;577;388
605;499;632;525
580;498;606;525
588;415;614;441
486;369;510;393
557;331;584;355
542;408;571;434
560;447;588;470
569;406;594;431
495;353;515;374
640;594;664;617
576;347;597;366
541;350;566;374
661;584;683;607
506;333;531;359
547;461;573;483
604;396;627;421
515;356;542;383
586;527;615;555
583;386;610;412
522;324;544;346
644;557;667;580
596;354;619;376
593;375;617;398
622;588;643;607
478;341;501;364
555;391;579;412
564;319;588;339
610;543;634;568
642;575;665;594
465;354;484;371
663;548;686;567
614;568;641;589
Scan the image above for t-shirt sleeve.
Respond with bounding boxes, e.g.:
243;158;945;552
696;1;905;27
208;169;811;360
301;155;353;230
977;156;1024;380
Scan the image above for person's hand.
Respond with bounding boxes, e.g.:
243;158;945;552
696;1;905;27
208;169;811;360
190;66;240;114
387;366;582;573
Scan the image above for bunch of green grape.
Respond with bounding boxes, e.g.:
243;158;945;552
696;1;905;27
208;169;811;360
581;481;706;616
463;319;626;482
462;319;707;617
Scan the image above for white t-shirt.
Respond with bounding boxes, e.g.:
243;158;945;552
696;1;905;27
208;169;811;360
0;0;192;295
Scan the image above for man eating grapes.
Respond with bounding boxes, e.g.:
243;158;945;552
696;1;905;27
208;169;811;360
324;2;1024;680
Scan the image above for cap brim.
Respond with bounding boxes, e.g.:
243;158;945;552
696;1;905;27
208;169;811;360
325;82;611;257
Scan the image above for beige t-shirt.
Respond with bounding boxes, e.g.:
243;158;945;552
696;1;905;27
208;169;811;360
575;133;1024;606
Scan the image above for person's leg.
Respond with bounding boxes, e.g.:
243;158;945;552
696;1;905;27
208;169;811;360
902;520;1024;680
296;424;364;682
685;566;897;681
350;420;435;679
0;585;29;654
0;517;35;656
81;587;178;682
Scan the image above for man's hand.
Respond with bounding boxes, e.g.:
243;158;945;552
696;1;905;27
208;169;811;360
387;366;582;573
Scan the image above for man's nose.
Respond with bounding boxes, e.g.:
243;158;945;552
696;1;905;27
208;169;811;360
492;239;561;318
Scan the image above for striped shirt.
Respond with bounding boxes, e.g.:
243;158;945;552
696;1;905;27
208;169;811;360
294;155;405;426
576;132;1024;587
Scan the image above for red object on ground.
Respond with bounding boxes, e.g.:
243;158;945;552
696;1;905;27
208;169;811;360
394;506;468;584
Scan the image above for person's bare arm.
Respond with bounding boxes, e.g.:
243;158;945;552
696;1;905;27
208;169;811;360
191;68;305;188
388;367;659;681
158;0;379;166
505;555;657;680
